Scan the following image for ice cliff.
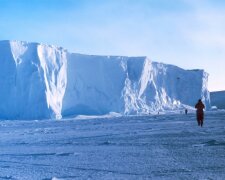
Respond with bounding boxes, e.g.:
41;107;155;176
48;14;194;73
210;91;225;109
0;40;210;119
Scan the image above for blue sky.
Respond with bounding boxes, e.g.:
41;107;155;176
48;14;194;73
0;0;225;91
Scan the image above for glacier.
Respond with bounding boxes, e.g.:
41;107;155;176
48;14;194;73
210;91;225;109
0;40;210;120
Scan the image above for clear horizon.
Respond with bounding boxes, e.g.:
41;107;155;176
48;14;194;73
0;0;225;91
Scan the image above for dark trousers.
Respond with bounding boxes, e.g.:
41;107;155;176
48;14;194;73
197;112;204;127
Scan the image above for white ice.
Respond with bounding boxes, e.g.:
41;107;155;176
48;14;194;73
0;40;210;120
211;91;225;109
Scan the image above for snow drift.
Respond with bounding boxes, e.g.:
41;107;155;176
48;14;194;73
0;40;210;119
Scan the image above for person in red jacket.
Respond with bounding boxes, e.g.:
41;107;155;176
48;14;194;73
195;99;205;127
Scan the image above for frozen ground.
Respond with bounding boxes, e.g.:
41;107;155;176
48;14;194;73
0;111;224;179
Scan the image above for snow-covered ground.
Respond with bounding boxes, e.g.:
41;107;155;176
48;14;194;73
0;111;224;179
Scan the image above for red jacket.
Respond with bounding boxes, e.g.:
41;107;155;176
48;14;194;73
195;101;205;113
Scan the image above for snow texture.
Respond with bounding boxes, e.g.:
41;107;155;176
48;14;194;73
210;91;225;109
0;40;210;119
0;111;224;179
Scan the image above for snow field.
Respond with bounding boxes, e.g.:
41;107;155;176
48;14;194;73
0;111;224;179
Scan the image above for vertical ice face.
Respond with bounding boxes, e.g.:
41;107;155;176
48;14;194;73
0;41;18;119
62;54;127;116
210;90;225;109
37;45;67;119
201;71;210;109
0;41;49;119
0;40;211;119
122;57;153;114
0;41;67;119
62;55;210;116
149;63;211;111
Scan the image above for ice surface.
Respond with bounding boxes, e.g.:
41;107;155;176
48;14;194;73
0;112;224;179
0;40;210;119
211;91;225;109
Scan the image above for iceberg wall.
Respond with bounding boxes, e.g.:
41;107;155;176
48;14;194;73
210;91;225;109
0;40;210;119
0;41;67;119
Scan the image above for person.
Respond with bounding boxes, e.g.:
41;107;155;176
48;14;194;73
195;99;205;127
185;109;188;115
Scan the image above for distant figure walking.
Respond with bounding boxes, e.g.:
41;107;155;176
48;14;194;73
195;99;205;127
185;109;188;115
